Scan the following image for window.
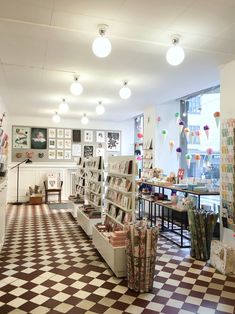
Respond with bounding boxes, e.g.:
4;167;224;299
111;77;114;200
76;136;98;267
180;86;220;180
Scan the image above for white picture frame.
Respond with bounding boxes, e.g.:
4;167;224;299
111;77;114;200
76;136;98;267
84;130;93;142
57;128;64;138
72;143;81;157
64;139;71;149
49;139;56;149
106;131;121;152
96;130;105;143
64;129;72;138
13;126;31;149
48;128;56;138
57;139;64;149
48;150;56;159
57;150;64;159
64;150;71;160
96;147;105;158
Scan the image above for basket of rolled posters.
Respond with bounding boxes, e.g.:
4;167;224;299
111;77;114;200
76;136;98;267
125;220;159;292
188;209;218;261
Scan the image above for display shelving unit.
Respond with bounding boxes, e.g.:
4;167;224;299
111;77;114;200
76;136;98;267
92;155;136;277
77;156;104;237
75;158;86;199
142;139;154;179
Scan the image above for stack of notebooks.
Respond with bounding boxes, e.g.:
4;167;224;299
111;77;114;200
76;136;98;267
109;230;126;247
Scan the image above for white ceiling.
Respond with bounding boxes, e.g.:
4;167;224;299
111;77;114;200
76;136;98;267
0;0;235;121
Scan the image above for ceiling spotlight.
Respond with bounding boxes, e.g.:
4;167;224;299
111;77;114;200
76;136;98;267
52;112;61;123
70;76;83;96
166;35;185;66
59;98;69;113
96;101;105;115
183;112;187;117
81;113;89;125
119;81;131;100
92;24;112;58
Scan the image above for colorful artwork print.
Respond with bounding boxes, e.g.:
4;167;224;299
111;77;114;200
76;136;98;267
84;130;93;143
57;139;64;149
106;132;120;151
96;131;105;143
31;128;47;149
64;139;71;149
13;127;31;149
84;145;94;158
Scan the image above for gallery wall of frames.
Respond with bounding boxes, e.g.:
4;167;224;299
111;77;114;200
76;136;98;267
12;126;121;163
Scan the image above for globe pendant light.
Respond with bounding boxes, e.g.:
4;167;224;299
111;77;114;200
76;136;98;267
96;101;105;115
166;35;185;66
70;76;83;96
92;24;112;58
81;113;89;125
119;81;131;100
52;112;61;123
59;98;69;113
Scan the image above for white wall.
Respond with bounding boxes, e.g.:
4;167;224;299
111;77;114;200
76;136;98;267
0;98;7;250
155;100;180;175
7;115;134;202
220;59;235;250
8;115;134;158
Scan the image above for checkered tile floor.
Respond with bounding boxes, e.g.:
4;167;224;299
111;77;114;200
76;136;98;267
0;204;234;314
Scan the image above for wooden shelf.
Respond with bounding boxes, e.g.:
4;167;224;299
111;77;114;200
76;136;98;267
92;226;126;277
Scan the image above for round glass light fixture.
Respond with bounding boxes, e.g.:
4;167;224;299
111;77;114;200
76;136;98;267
92;24;111;58
96;101;105;115
52;112;61;123
119;81;131;100
81;113;89;125
166;36;185;66
70;76;83;96
59;98;69;113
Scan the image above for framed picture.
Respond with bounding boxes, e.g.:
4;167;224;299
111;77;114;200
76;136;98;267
64;139;71;149
64;150;71;160
13;126;31;149
49;139;56;149
57;150;64;159
96;147;105;158
106;131;120;152
31;128;47;149
72;129;81;142
47;175;59;189
48;150;56;159
48;128;56;138
72;143;81;157
84;145;94;158
57;139;64;149
96;131;105;143
84;130;93;142
57;128;64;138
64;129;72;138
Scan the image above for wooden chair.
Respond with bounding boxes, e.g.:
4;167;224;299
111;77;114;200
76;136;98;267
44;180;63;203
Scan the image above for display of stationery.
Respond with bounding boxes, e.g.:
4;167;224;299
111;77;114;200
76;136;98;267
125;220;159;292
92;155;136;277
142;139;153;179
210;240;235;275
76;156;104;237
221;119;235;231
75;157;86;199
85;156;103;208
188;209;218;261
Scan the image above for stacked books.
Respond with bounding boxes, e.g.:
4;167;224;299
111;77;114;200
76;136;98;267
109;230;126;247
